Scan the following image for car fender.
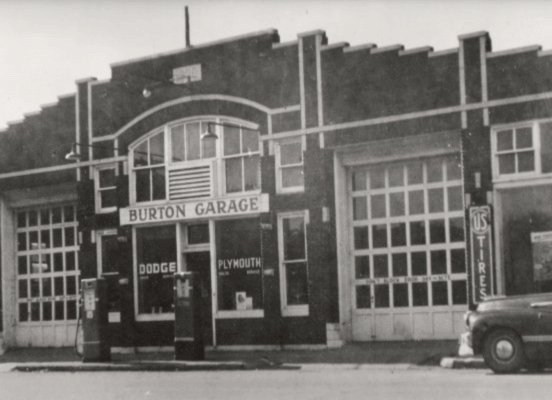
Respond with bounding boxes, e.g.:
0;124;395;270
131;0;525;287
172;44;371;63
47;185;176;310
470;311;538;355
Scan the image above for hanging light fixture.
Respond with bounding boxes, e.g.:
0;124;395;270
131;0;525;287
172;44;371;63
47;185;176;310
64;143;81;161
200;122;219;141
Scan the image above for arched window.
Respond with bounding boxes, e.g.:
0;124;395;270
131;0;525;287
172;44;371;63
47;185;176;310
130;118;260;204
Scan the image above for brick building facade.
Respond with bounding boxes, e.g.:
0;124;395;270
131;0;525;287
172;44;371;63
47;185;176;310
1;29;552;350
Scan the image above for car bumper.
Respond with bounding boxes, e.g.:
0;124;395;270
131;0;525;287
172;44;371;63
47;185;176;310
458;331;474;357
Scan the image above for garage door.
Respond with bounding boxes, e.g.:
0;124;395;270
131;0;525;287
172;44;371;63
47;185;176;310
350;155;468;340
15;204;80;346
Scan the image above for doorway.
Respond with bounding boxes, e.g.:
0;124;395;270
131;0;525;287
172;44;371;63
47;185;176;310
184;251;212;346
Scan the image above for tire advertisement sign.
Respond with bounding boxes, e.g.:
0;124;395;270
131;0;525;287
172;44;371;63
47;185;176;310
470;205;494;304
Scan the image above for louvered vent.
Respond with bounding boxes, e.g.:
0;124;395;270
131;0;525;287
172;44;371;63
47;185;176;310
168;163;212;200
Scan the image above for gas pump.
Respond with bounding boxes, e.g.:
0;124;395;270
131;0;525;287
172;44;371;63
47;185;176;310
174;271;204;360
81;278;110;362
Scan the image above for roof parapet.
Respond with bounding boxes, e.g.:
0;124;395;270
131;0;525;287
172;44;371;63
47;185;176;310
297;29;326;38
428;48;459;58
371;44;404;54
23;110;41;118
458;31;489;40
272;40;297;49
487;45;542;59
321;42;349;51
399;46;433;56
343;43;376;53
538;49;552;58
111;28;279;68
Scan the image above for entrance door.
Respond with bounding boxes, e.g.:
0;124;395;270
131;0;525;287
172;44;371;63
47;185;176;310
349;155;468;340
184;252;213;346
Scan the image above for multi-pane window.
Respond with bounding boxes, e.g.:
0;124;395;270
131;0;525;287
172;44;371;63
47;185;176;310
278;211;309;316
171;120;216;163
276;138;304;193
351;155;467;311
132;130;166;203
493;120;552;178
223;124;260;193
95;165;117;212
16;205;79;323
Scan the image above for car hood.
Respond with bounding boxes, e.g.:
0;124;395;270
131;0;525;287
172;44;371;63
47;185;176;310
477;292;552;312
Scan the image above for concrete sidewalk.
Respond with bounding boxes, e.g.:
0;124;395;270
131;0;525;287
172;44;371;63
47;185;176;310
0;341;459;372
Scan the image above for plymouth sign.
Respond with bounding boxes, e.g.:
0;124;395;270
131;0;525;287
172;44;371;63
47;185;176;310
120;194;269;225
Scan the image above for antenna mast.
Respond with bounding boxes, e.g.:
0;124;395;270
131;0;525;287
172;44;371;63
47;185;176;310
185;6;191;48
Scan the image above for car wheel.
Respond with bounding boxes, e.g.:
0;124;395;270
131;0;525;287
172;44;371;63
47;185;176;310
483;329;525;374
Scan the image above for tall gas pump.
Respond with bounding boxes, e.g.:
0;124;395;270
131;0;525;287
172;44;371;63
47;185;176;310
81;278;110;362
174;271;204;360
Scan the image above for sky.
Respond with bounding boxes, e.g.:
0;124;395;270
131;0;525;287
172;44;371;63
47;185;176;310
1;0;552;129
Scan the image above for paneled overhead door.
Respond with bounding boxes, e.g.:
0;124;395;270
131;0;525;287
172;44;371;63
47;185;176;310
15;204;79;346
349;155;468;340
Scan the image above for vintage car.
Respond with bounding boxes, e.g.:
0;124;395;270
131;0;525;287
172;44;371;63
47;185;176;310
463;292;552;373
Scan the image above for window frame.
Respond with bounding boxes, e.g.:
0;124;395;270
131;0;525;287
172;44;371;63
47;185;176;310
275;136;305;194
94;164;118;214
220;121;261;195
277;210;310;317
491;119;552;182
132;224;178;322
129;129;167;205
129;117;260;206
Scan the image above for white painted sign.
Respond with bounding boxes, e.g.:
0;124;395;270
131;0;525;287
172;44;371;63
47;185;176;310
120;194;269;225
173;64;202;84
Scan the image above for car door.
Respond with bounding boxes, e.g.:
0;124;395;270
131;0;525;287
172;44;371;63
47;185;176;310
529;295;552;359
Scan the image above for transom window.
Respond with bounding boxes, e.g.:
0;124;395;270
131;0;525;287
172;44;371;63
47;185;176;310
493;120;552;179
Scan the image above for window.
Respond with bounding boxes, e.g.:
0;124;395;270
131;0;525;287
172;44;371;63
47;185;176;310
134;225;177;320
493;120;552;179
171;120;216;163
130;118;260;205
278;211;309;316
215;219;263;317
222;123;260;193
276;137;304;193
94;165;117;213
132;130;166;203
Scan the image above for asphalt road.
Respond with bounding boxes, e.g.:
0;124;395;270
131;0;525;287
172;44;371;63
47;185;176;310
0;366;550;400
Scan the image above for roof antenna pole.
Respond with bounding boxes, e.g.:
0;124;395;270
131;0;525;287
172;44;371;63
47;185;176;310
185;6;191;48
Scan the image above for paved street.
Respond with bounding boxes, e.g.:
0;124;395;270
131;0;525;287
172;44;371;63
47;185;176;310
0;366;551;400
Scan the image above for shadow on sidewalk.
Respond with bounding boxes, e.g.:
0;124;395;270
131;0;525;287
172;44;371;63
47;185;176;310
0;340;458;366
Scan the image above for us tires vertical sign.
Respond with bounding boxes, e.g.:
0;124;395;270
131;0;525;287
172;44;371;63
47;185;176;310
470;206;494;303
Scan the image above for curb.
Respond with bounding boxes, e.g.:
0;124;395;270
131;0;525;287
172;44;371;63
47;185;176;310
8;360;301;373
440;357;486;369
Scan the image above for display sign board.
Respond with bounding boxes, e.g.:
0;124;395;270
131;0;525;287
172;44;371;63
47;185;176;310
531;231;552;282
120;193;269;225
470;205;494;304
